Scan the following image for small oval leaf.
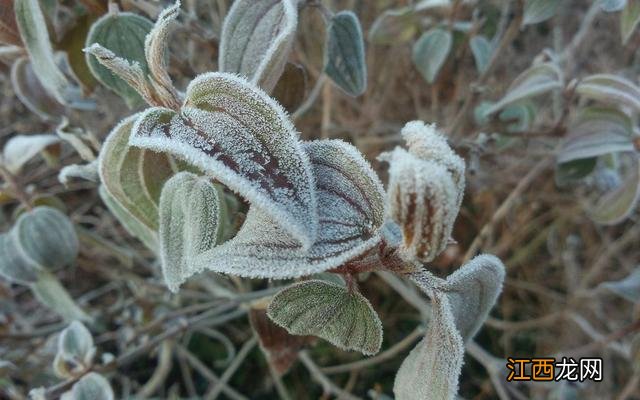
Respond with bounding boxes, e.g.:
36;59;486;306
412;28;452;84
58;321;95;365
267;280;383;355
219;0;298;92
523;0;560;26
601;0;627;12
368;7;418;45
588;154;640;225
11;57;65;120
469;35;492;74
324;11;367;97
0;232;41;284
70;373;114;400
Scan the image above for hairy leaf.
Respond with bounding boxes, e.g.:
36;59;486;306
129;72;318;248
470;35;492;74
441;254;505;342
485;62;563;115
10;57;65;120
523;0;560;25
575;74;640;111
57;321;95;366
622;0;640;43
2;134;60;174
394;291;463;400
412;28;452;84
67;373;114;400
589;154;640;224
601;0;627;12
600;268;640;303
0;232;41;284
368;7;418;45
267;280;382;355
381;121;465;262
498;102;536;133
14;0;89;108
191;139;385;279
324;11;367;97
31;271;92;322
85;11;153;108
219;0;299;92
558;107;635;164
159;172;222;292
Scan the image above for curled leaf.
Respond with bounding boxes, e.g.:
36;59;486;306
412;27;452;84
324;11;367;97
380;121;465;262
59;162;99;187
129;72;318;248
2;134;60;174
159;172;222;292
10;57;65;120
219;0;299;92
267;280;382;355
191;139;385;279
55;321;95;377
575;74;640;112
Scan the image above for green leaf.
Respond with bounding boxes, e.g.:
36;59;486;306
441;254;505;342
14;0;90;109
59;14;97;91
368;7;418;45
601;0;627;12
469;35;492;74
267;280;382;355
13;206;79;270
412;27;452;84
55;320;95;378
600;267;640;303
67;373;114;400
575;74;640;111
159;172;222;292
219;0;298;92
129;73;318;249
0;232;41;284
85;11;153;108
394;291;463;400
30;270;92;323
485;62;563;116
190;139;385;279
555;157;598;185
324;11;367;97
589;154;640;224
523;0;560;26
10;56;65;121
2;134;60;174
498;102;536;133
622;0;640;43
557;107;635;165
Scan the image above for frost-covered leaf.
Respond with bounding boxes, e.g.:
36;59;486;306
588;155;640;224
470;35;492;74
272;63;307;113
10;57;65;120
602;0;628;12
415;0;451;10
393;291;463;400
575;74;640;111
159;172;222;292
57;321;95;372
557;107;635;165
98;186;158;252
381;121;465;263
600;268;640;303
0;232;41;284
14;0;89;109
523;0;560;25
99;114;174;233
59;161;99;186
601;0;627;12
219;0;298;92
0;2;22;46
441;254;505;342
56;118;96;162
191;139;385;279
368;7;418;45
85;11;153;108
2;134;60;174
267;280;382;355
13;206;79;270
69;373;114;400
485;62;563;116
129;72;318;248
324;11;367;97
622;0;640;43
412;28;452;84
31;271;92;322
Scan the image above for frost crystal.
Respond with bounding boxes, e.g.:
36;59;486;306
190;139;385;279
381;121;465;262
129;72;318;249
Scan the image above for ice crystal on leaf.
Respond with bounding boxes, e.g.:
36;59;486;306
129;72;318;249
219;0;299;92
381;121;465;262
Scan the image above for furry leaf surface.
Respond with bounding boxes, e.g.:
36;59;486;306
324;11;367;96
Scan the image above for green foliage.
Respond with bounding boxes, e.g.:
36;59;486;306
1;134;60;174
621;0;640;43
324;11;367;97
267;280;383;355
63;373;113;400
412;27;452;84
368;7;418;45
55;321;95;378
575;74;640;112
523;0;560;26
469;35;492;74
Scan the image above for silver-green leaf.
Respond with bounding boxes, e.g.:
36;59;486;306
599;267;640;303
64;373;114;400
523;0;560;26
267;280;383;355
324;11;367;97
622;0;640;43
469;35;492;74
412;27;452;84
2;134;60;174
575;74;640;112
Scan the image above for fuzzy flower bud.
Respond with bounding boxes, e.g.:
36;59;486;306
380;121;465;262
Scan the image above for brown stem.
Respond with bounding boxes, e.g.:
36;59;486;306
0;165;32;211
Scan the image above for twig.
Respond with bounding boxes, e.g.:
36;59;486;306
466;341;512;400
205;336;257;400
135;340;174;398
299;351;362;400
